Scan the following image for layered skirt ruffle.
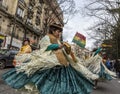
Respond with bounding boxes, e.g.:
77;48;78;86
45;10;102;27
98;64;112;80
85;55;116;80
2;65;94;94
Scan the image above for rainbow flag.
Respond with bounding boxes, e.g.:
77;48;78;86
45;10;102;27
72;32;86;48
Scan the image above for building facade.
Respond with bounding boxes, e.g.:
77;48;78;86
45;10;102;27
0;0;63;49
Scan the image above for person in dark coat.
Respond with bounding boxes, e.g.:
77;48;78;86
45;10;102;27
114;59;120;78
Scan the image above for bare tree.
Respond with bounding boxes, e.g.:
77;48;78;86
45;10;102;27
83;1;116;40
42;0;77;32
84;0;120;58
57;0;77;24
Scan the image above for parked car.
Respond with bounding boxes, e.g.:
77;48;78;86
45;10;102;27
0;49;18;69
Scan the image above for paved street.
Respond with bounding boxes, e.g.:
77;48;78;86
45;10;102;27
92;78;120;94
0;68;120;94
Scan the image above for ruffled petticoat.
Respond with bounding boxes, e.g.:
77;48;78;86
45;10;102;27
85;54;116;80
2;47;100;94
2;65;94;94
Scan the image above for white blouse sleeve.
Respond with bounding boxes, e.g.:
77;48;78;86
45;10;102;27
39;35;51;50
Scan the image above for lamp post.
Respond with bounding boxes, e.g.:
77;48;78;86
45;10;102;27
9;16;16;49
0;16;2;49
23;15;28;40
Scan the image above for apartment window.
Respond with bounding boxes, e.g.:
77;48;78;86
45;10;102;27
16;7;24;18
0;0;8;10
0;0;7;6
26;18;32;24
28;5;33;10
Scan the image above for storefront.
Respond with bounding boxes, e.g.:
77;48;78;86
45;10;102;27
1;36;22;50
6;36;22;50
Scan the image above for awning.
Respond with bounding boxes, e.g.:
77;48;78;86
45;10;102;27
0;35;5;40
0;35;5;43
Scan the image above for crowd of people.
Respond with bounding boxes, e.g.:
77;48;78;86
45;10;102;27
2;23;118;94
109;59;120;78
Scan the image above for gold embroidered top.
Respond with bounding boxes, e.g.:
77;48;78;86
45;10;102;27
48;34;68;66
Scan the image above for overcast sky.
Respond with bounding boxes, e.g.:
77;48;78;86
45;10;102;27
62;0;96;50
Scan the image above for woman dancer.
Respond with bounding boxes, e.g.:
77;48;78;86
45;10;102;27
85;47;116;89
2;23;98;94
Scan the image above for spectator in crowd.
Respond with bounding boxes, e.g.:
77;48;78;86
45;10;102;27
106;59;112;70
114;59;120;78
17;38;32;55
13;38;32;66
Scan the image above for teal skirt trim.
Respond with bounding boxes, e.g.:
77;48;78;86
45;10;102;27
2;65;94;94
98;64;112;80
